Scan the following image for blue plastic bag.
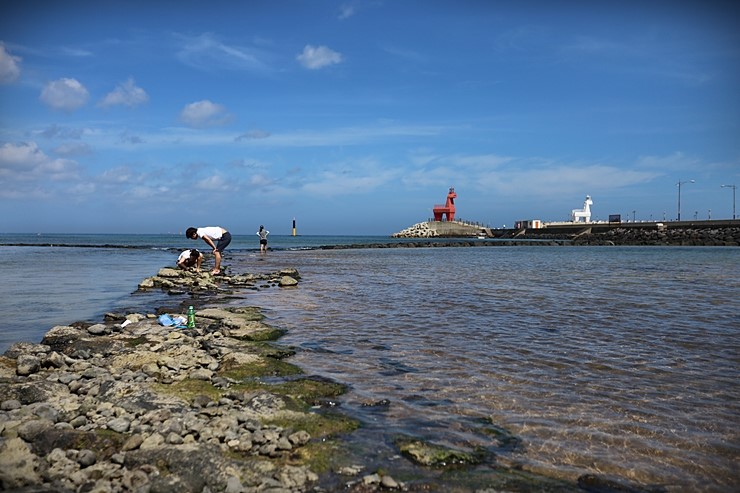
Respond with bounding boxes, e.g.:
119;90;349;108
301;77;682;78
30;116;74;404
158;314;187;328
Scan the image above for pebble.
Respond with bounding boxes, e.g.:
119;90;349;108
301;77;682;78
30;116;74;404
0;276;329;493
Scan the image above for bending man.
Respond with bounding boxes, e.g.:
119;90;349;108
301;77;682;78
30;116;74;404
186;226;231;275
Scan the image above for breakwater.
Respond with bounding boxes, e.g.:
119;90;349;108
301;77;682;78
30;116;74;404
392;220;740;247
570;226;740;246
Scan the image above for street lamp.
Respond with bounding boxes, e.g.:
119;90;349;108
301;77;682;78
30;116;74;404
677;180;694;221
721;184;737;220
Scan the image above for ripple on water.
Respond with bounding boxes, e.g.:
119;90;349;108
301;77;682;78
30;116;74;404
236;246;740;491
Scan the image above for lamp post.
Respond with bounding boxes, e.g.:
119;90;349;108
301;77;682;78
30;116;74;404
677;180;694;221
721;184;736;220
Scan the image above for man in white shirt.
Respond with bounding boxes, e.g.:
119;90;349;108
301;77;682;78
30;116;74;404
185;226;231;275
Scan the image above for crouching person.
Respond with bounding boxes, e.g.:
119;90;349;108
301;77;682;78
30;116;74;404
177;248;203;272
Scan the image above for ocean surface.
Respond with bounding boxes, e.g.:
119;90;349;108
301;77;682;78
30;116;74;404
1;233;738;491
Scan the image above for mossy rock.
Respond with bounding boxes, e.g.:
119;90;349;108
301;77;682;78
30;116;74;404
477;417;522;451
264;410;359;440
251;342;296;360
124;336;148;347
284;439;348;473
220;357;303;380
234;326;286;342
153;378;222;403
264;376;348;405
28;428;127;459
395;436;486;468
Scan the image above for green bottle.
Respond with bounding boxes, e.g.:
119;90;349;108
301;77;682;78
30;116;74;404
187;306;196;328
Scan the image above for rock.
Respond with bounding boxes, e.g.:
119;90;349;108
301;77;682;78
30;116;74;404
0;437;42;489
362;473;381;485
381;474;400;489
395;437;485;467
87;323;107;335
157;267;182;278
289;430;311;446
1;399;21;410
70;415;88;428
16;354;40;376
140;432;165;449
16;418;54;441
77;449;97;467
278;275;298;287
107;417;131;433
189;368;213;381
138;277;155;289
33;403;60;422
122;434;144;451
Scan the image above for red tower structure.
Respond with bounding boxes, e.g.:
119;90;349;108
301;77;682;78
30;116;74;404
433;187;457;221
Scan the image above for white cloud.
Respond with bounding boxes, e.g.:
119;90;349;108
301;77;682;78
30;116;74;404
39;78;89;111
176;33;272;73
179;100;233;128
100;166;137;184
296;45;343;69
38;124;86;140
0;43;21;84
196;174;237;191
635;151;698;170
99;77;149;108
338;3;357;20
54;142;92;157
300;159;399;196
0;142;79;181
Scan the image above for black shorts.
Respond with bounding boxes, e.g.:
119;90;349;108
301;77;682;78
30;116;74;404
260;239;267;246
216;231;232;252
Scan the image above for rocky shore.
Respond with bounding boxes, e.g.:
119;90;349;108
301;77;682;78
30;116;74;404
391;222;740;247
571;226;740;246
2;265;668;493
1;267;367;492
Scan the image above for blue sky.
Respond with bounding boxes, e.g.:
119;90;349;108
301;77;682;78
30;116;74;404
1;1;738;235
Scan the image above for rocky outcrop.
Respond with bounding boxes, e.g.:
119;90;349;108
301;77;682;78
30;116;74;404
392;221;487;238
392;222;439;238
138;267;302;293
572;226;740;246
0;304;334;492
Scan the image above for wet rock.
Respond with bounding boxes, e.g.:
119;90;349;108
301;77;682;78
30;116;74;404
279;275;298;287
577;473;667;493
395;436;485;467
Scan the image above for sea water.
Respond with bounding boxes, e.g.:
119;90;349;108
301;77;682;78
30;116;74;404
1;234;738;491
237;245;740;491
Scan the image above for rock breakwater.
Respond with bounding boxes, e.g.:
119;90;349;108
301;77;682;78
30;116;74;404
572;226;740;246
391;222;438;238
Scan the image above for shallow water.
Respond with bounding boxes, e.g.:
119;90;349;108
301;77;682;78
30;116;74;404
0;246;176;352
235;246;740;491
1;237;738;491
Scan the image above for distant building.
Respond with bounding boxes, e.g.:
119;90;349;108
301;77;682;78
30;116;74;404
515;219;543;229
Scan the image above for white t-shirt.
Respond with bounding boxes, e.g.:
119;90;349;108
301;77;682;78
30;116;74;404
178;250;195;263
197;227;223;240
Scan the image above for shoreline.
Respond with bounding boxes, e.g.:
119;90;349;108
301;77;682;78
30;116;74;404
1;264;675;492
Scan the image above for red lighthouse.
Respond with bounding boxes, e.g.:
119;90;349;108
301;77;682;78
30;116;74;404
433;187;457;221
